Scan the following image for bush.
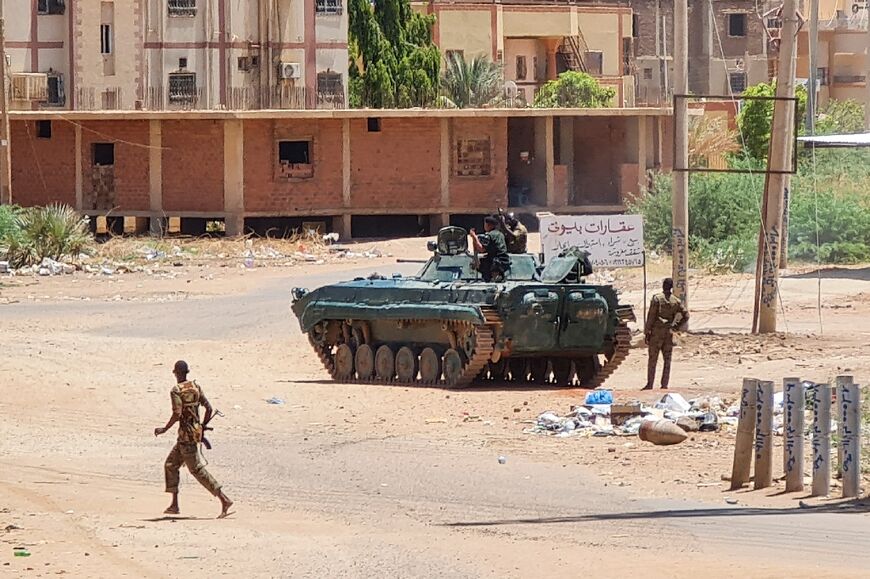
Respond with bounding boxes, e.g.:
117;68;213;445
0;204;93;267
815;99;866;136
736;81;808;161
631;151;870;271
532;71;615;108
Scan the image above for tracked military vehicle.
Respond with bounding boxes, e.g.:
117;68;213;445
291;226;635;388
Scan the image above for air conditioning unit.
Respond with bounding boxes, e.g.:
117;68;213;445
11;73;48;101
279;62;302;80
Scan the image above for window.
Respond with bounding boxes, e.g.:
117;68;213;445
446;50;465;64
101;24;112;54
643;67;653;80
93;143;115;166
515;56;527;81
168;73;196;103
46;74;65;106
168;0;196;17
367;118;381;133
818;67;829;86
728;13;746;37
729;72;747;93
277;140;313;179
455;139;491;177
583;51;604;76
316;0;342;15
36;121;52;139
317;71;343;95
37;0;65;15
766;17;782;29
178;57;188;69
632;14;639;38
238;56;259;72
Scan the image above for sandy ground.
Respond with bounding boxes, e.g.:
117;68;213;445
2;234;870;578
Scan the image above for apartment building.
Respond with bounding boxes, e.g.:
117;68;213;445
628;0;773;105
416;0;636;107
4;0;348;111
797;0;868;111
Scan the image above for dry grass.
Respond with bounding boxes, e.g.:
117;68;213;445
688;114;740;169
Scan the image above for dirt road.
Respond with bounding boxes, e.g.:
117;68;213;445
2;246;870;578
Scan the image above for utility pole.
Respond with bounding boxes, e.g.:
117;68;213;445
0;0;11;206
672;0;689;316
806;0;819;135
755;0;799;334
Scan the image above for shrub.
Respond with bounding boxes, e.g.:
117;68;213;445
532;71;615;108
0;204;93;267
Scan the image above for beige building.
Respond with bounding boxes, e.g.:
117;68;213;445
416;1;636;106
5;0;348;111
797;0;868;113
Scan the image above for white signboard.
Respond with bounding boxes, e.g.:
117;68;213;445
540;214;645;268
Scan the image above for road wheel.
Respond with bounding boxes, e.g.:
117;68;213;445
395;346;419;383
443;349;465;387
375;345;395;381
334;344;355;380
419;347;441;384
355;344;375;380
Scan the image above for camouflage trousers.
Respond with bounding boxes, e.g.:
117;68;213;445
164;442;222;496
645;330;674;388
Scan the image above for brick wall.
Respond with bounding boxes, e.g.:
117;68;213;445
573;117;626;205
161;120;225;213
350;118;440;210
243;119;343;213
449;117;508;209
715;0;766;59
10;120;77;207
80;121;151;211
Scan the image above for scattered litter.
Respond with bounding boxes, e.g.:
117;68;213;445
425;418;447;424
725;498;739;505
0;261;8;273
13;548;31;557
265;397;285;405
656;393;691;413
497;456;507;464
585;390;613;405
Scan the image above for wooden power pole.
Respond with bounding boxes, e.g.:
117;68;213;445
755;0;799;334
672;0;689;317
0;1;11;206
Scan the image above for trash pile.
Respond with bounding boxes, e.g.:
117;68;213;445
526;391;739;444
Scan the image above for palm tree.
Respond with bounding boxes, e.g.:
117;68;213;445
440;52;503;109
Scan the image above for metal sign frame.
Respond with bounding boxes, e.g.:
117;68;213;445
672;93;799;175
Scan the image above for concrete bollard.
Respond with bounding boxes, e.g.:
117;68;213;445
783;377;805;492
838;376;861;499
730;378;758;490
754;380;775;490
812;383;832;497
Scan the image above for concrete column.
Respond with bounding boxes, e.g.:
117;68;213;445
74;123;83;211
558;117;575;204
783;377;805;492
812;383;832;497
336;119;352;240
754;380;774;490
440;118;450;209
546;40;559;81
637;116;649;188
545;116;554;207
730;378;758;490
148;120;163;235
223;119;245;237
838;376;861;498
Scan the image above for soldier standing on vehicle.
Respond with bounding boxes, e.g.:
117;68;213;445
470;216;511;282
501;212;528;254
642;278;688;390
154;360;233;518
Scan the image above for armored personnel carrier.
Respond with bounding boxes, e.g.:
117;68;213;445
291;226;635;388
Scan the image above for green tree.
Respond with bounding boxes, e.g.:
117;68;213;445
440;52;503;109
532;71;615;108
815;99;866;135
735;81;808;161
349;0;440;108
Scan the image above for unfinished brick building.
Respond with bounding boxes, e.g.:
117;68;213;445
10;108;671;238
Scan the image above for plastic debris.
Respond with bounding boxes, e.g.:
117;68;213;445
265;397;285;405
585;390;613;405
656;393;691;413
497;456;507;464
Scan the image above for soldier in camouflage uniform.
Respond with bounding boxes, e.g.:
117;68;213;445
642;278;688;390
501;212;528;254
155;360;233;518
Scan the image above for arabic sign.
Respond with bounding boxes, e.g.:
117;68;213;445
540;214;645;268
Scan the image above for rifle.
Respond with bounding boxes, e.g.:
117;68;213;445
201;409;224;450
